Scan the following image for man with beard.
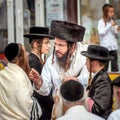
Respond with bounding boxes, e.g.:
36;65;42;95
107;76;120;120
29;20;89;97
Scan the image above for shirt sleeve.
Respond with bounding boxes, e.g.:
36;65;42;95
98;19;112;35
36;56;53;96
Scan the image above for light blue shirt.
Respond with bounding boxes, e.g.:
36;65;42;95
107;109;120;120
98;19;119;51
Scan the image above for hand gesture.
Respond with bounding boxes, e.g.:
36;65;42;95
29;68;43;90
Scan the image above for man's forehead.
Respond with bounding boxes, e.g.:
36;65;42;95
54;38;67;44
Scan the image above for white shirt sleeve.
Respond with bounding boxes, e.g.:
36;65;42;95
98;19;112;35
36;56;53;96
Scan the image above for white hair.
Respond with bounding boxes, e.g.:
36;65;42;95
51;88;88;120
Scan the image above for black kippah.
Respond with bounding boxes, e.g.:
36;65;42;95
60;80;84;101
4;43;19;61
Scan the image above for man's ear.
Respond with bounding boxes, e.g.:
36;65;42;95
32;41;39;48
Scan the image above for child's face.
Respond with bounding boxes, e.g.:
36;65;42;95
108;7;114;19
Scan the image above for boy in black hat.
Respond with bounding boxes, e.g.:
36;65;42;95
81;45;113;119
29;20;89;97
24;26;54;120
107;76;120;120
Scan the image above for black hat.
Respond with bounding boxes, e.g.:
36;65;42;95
49;20;85;42
24;26;54;43
4;43;19;61
81;45;113;60
111;76;120;87
60;80;84;101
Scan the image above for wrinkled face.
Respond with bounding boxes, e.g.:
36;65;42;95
41;38;50;54
108;7;114;19
54;38;68;58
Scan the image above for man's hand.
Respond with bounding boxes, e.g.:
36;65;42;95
29;68;43;90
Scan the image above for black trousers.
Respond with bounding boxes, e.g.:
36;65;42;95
33;90;54;120
105;50;119;72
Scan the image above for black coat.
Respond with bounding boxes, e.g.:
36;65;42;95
29;53;43;74
29;53;54;120
88;69;113;119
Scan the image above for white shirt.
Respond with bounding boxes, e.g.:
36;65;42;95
107;109;120;120
56;105;105;120
98;18;119;51
36;43;89;96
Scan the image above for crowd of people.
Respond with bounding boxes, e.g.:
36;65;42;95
0;3;120;120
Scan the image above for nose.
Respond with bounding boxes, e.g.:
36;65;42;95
55;45;60;51
48;43;50;49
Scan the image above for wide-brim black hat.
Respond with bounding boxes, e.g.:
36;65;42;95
24;26;54;43
111;76;120;87
49;20;85;42
81;45;113;60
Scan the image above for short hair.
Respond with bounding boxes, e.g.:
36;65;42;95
60;80;85;102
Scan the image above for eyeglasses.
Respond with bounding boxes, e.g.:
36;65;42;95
54;43;67;48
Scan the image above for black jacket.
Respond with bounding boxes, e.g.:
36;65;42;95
28;53;54;120
88;69;113;119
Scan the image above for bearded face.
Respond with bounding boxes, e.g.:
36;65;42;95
54;38;76;71
56;50;68;65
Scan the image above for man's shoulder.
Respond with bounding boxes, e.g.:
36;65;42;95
108;109;120;120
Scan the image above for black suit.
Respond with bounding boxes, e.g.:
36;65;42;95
29;53;54;120
88;69;113;119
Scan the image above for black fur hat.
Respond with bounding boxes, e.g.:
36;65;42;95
49;20;85;42
4;43;19;61
24;26;54;43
